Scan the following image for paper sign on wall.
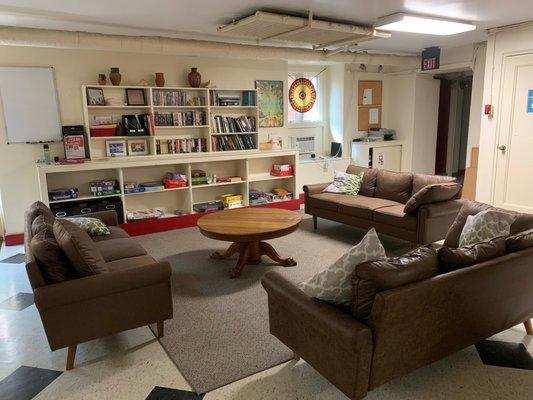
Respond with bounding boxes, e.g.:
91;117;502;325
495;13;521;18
369;108;379;124
528;89;533;113
362;88;372;105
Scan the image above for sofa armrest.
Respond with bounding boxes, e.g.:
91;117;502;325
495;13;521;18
303;182;330;196
34;261;171;311
88;210;118;226
417;199;464;244
261;272;373;400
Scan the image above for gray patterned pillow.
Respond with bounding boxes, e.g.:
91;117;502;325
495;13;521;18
323;170;363;195
298;228;386;305
458;210;516;247
63;217;110;236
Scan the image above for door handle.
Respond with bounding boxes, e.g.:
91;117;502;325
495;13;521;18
498;145;507;151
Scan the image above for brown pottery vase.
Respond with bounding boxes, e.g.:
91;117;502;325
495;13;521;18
188;67;201;88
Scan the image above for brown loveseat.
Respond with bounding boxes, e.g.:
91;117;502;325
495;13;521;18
262;201;533;400
304;166;463;245
24;202;173;370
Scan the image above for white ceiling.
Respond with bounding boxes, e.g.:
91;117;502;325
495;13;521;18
0;0;531;54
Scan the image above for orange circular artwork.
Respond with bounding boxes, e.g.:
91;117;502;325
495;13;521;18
289;78;317;113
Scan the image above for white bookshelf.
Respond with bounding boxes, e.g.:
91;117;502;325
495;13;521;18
81;85;259;160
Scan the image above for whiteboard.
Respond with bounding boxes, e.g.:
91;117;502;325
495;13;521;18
0;66;62;143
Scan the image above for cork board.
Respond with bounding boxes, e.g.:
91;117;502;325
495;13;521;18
358;106;382;131
358;80;382;106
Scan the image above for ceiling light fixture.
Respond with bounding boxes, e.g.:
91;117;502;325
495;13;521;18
375;13;476;35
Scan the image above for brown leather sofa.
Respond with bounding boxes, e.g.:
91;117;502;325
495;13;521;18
24;203;173;370
262;201;533;400
304;165;463;245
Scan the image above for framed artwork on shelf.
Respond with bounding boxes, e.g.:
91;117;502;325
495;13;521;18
125;88;147;106
106;139;127;157
86;87;105;106
128;139;149;156
255;80;284;127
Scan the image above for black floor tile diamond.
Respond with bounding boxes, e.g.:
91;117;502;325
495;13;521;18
146;386;205;400
475;339;533;370
0;293;34;311
0;366;62;400
0;253;26;264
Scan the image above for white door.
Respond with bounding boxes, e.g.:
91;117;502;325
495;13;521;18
493;53;533;212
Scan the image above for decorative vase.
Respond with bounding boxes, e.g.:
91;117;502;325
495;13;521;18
109;67;122;86
155;72;165;87
98;74;107;85
188;67;201;88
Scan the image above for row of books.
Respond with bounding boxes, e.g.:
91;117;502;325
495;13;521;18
155;138;207;154
209;91;256;106
211;134;255;151
154;111;207;127
152;90;205;106
211;115;256;133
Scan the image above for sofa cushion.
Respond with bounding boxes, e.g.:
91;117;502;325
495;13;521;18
308;193;344;212
351;245;438;320
31;214;54;237
458;209;516;247
404;183;463;214
373;205;418;231
28;201;55;228
412;173;457;195
444;200;533;247
30;229;77;284
438;236;506;273
346;165;378;197
337;196;400;220
91;226;130;242
323;170;363;195
53;219;108;276
506;228;533;253
95;238;148;262
106;254;157;272
298;228;386;305
374;170;413;204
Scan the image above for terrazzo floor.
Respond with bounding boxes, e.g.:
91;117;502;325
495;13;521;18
0;221;532;400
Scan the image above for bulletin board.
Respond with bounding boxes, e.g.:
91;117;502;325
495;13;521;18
357;80;383;131
358;106;382;131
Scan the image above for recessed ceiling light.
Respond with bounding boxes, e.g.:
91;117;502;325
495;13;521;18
375;13;476;35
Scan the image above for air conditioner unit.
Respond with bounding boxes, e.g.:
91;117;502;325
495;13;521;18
290;135;316;159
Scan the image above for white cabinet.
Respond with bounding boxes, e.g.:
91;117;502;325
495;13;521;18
351;141;402;171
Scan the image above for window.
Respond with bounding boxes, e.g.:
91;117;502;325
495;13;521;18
288;74;322;124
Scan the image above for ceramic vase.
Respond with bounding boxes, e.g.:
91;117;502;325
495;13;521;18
109;67;122;86
188;67;201;88
98;74;107;85
155;72;165;87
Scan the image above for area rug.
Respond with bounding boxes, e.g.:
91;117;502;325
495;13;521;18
136;216;409;394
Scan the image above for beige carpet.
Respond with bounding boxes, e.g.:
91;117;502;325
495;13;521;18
136;215;409;394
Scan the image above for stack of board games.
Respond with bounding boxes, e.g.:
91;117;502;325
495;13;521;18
89;180;120;196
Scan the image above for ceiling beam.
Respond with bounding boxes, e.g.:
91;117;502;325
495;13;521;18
314;30;390;50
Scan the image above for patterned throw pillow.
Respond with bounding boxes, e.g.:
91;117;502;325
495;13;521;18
458;210;516;247
298;228;386;305
323;170;364;195
63;217;110;236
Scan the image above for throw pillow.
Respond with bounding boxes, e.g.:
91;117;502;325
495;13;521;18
31;214;54;237
64;217;110;236
298;228;386;305
322;170;364;195
459;210;516;247
438;236;506;273
404;183;462;214
53;219;108;276
506;228;533;253
30;230;77;283
351;245;438;320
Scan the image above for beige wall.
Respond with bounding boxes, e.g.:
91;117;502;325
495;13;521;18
0;45;289;234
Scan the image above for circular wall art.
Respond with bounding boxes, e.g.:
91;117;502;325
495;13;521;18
289;78;317;113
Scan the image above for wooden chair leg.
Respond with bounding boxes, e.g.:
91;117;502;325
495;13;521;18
66;345;77;370
157;321;164;338
293;351;300;361
313;215;317;230
524;319;533;335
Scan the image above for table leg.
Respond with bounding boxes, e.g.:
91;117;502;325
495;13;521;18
259;241;297;267
211;242;240;260
230;243;250;279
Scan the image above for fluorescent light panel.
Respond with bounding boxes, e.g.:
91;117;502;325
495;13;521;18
375;13;476;35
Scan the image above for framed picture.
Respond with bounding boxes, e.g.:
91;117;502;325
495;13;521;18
125;88;147;106
106;140;127;157
255;80;284;127
86;87;105;106
128;139;149;156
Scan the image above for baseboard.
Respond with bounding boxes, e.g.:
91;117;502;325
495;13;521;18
5;233;24;246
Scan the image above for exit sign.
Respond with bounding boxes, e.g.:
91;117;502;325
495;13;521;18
421;47;440;71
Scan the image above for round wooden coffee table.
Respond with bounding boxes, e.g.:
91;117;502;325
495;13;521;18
197;208;301;278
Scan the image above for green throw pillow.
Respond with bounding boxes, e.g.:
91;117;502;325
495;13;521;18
63;217;110;236
323;171;363;196
345;172;364;195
